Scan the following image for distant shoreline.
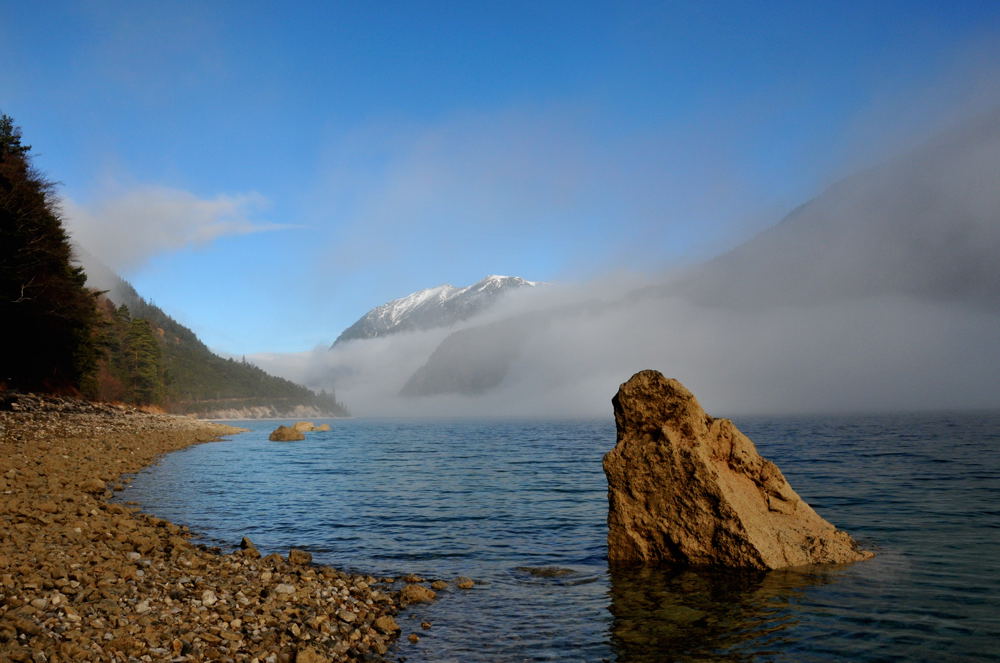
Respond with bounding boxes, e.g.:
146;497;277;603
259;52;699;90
203;415;353;423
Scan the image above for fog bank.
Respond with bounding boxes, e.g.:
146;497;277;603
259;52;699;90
253;110;1000;417
253;287;1000;417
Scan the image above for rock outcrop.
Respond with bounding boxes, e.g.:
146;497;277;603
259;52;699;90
268;425;305;441
289;421;331;433
268;422;331;440
604;370;873;569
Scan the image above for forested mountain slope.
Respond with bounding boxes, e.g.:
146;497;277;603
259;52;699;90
81;256;348;418
0;111;346;418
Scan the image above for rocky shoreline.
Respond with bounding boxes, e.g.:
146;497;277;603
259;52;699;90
0;393;440;663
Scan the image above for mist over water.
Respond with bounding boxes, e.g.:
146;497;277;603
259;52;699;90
252;110;1000;417
255;289;1000;417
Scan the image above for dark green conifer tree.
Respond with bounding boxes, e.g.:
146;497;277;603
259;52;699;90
0;113;98;392
123;318;162;404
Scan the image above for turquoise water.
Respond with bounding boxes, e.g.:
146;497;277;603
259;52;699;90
119;415;1000;661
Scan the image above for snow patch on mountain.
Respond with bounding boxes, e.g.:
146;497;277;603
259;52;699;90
332;275;539;345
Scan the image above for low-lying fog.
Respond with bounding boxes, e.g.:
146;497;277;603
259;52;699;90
251;111;1000;417
251;285;999;418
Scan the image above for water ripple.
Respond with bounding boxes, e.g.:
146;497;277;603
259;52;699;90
118;414;1000;661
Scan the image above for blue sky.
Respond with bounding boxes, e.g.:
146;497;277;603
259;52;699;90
3;1;999;354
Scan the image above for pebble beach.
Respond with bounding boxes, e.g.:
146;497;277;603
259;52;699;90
0;393;432;663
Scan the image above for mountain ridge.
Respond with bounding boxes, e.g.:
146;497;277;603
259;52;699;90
333;274;539;345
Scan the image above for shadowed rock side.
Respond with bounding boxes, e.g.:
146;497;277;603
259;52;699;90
604;370;873;569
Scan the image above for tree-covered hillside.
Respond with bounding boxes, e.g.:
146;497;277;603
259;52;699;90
0;112;347;417
87;271;348;417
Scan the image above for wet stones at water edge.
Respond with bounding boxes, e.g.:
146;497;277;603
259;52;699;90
374;615;400;634
399;584;436;606
0;400;403;662
604;370;874;569
237;539;261;559
289;548;313;565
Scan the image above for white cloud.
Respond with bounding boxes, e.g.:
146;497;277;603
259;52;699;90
61;185;299;273
309;106;784;291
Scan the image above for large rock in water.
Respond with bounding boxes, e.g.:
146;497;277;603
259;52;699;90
604;370;873;569
268;425;305;441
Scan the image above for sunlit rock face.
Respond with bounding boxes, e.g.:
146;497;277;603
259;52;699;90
268;425;305;441
604;370;873;569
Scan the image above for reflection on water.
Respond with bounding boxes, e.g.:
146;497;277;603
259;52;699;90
609;565;835;662
119;415;1000;661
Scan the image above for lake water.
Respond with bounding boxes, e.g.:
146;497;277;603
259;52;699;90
119;414;1000;662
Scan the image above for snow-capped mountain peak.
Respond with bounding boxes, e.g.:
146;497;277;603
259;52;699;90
332;275;539;345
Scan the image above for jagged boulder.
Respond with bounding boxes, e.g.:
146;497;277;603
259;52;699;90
268;425;305;441
604;370;873;569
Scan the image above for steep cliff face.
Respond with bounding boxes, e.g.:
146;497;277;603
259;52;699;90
604;370;873;569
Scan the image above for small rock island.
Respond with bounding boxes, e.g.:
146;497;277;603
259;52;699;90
268;421;332;441
604;370;873;569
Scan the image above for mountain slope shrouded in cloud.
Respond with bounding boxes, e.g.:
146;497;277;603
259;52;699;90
258;110;1000;417
396;111;1000;411
669;109;1000;312
333;275;539;345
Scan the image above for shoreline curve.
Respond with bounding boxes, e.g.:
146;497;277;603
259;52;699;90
0;392;405;662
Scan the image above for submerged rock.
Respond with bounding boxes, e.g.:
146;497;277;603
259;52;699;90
269;425;305;441
515;566;574;578
604;370;873;569
399;584;436;605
